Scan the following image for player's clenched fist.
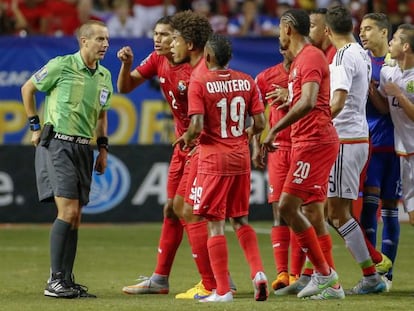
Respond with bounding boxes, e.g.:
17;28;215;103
117;46;134;64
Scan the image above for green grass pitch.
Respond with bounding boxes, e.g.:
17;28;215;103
0;222;413;311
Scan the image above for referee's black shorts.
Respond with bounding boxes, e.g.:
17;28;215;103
35;138;93;206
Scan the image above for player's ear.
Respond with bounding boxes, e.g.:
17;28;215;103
325;26;332;37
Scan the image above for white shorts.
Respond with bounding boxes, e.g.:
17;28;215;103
401;155;414;213
328;143;369;200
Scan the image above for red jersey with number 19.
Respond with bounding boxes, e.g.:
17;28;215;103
188;68;265;175
137;51;192;137
288;44;337;146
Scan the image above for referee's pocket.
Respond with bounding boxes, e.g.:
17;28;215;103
40;124;54;147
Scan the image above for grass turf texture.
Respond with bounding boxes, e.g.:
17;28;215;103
0;222;413;311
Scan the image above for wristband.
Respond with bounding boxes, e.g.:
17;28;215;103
28;115;41;131
97;136;109;151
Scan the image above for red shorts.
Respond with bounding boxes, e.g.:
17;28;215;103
193;173;250;221
267;148;291;203
176;147;199;204
283;142;339;205
167;144;189;199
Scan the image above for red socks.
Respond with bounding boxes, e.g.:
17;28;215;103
154;217;184;276
295;227;330;275
186;220;216;290
271;226;290;273
207;235;229;295
236;225;264;279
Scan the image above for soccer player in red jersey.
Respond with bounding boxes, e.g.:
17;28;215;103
117;16;198;296
183;33;268;303
169;11;239;299
309;8;336;64
254;48;304;290
263;8;343;299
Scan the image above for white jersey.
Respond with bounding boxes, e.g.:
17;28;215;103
330;43;371;141
379;65;414;155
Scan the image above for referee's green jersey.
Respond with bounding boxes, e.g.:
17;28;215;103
31;52;113;138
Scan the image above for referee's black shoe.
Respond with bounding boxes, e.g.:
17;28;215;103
68;274;97;298
44;272;80;298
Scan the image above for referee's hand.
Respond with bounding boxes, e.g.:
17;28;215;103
94;150;108;175
31;130;41;147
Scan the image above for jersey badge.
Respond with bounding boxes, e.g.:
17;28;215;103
34;66;48;82
100;88;109;105
406;81;414;93
177;80;187;94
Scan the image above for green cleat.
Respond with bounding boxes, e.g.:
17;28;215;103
376;253;392;275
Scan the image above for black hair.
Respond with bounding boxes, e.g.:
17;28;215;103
325;6;353;35
171;10;213;50
281;9;310;37
362;13;390;37
398;23;414;51
207;33;232;67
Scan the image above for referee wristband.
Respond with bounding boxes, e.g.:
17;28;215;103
97;136;109;151
28;115;41;131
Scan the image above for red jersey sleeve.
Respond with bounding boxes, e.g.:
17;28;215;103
248;79;265;116
136;52;158;79
188;79;205;116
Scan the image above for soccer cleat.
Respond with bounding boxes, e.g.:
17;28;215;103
199;290;233;303
274;274;310;296
297;269;339;298
289;274;299;285
175;281;212;299
309;286;345;300
375;253;392;275
346;275;387;295
44;272;79;299
382;276;392;292
67;274;97;298
271;271;289;290
122;275;169;294
252;271;269;301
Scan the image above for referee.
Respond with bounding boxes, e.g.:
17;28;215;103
21;20;112;299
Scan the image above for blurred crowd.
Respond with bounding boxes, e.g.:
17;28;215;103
1;0;414;38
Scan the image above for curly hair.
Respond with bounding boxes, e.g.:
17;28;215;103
171;10;213;50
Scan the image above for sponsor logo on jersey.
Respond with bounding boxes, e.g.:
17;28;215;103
83;151;130;214
292;177;303;184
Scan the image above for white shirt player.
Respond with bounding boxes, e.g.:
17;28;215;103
379;64;414;156
329;42;371;141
